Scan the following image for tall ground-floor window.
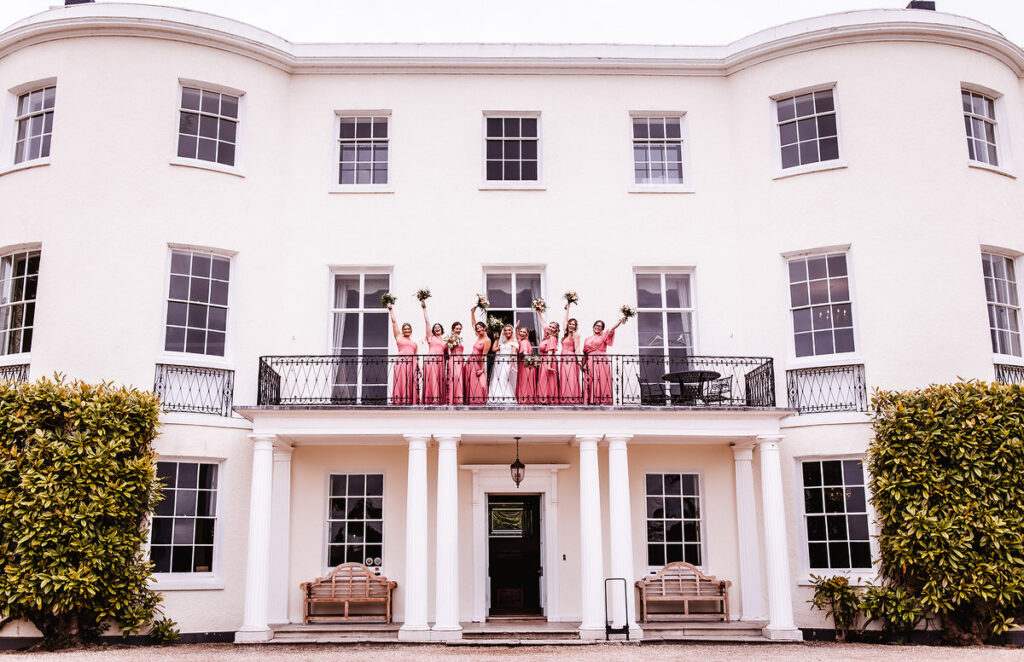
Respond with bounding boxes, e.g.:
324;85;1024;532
645;472;703;568
800;458;871;570
327;473;384;569
151;460;219;573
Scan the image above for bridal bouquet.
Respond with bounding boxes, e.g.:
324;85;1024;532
444;333;462;350
563;291;579;306
523;355;540;369
476;293;490;310
531;297;547;313
620;304;637;321
487;315;505;335
415;288;432;302
380;292;397;308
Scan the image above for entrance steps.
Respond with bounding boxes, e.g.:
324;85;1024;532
269;622;400;644
641;620;770;642
459;619;582;644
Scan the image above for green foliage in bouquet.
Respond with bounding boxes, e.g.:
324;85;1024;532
415;288;432;302
380;292;397;308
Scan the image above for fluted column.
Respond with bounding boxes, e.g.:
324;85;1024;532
576;434;605;639
732;443;765;621
268;445;293;624
432;434;462;640
399;433;431;640
606;434;641;638
757;435;802;641
235;434;276;642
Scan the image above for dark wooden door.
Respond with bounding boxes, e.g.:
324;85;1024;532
488;495;542;616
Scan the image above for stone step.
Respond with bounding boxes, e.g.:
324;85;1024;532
267;636;403;645
462;630;578;640
447;638;598;647
642;633;770;643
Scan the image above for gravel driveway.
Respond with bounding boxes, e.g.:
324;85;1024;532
2;643;1022;661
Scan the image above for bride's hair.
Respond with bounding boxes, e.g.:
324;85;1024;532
502;324;514;338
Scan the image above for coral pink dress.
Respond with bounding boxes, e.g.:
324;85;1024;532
559;335;582;404
516;338;537;405
465;338;489;405
583;329;615;405
422;335;446;404
446;340;464;405
393;337;419;405
537;335;560;404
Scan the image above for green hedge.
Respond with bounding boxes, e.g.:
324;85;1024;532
0;376;169;648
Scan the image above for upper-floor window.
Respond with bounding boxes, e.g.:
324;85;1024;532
963;89;999;167
776;88;838;169
632;116;684;185
982;252;1021;356
152;460;219;574
645;472;703;568
338;115;389;186
485;115;539;182
14;86;55;164
177;87;238;167
485;270;543;343
332;272;390;402
327;473;384;569
636;272;694;384
164;249;230;357
800;458;871;571
788;252;854;357
0;248;40;355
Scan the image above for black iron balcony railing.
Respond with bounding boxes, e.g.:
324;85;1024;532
995;363;1024;385
154;364;235;417
257;353;775;408
786;364;867;414
0;364;29;384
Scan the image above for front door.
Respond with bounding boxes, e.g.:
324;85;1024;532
487;494;542;616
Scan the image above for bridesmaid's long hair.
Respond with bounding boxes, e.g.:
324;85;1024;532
563;318;578;340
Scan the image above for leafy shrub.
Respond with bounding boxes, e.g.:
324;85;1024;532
149;617;180;645
809;574;862;641
859;583;924;635
0;375;164;649
870;380;1024;644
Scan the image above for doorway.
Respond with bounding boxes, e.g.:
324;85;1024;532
487;494;542;616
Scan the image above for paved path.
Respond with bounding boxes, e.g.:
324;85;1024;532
2;643;1021;661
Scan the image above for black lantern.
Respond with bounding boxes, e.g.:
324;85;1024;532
510;436;525;488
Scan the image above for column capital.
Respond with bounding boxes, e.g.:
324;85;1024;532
248;433;277;450
272;446;294;460
605;433;634;448
403;433;431;448
755;434;784;451
731;444;754;461
433;433;461;447
573;434;603;448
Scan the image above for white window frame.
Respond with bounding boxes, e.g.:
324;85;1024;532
641;469;707;574
981;247;1024;363
770;82;848;180
793;454;878;584
0;242;41;364
321;469;386;575
327;267;394;351
962;83;1015;178
628;111;693;194
149;456;226;591
330;110;394;194
0;77;56;177
633;269;699;355
783;245;863;370
169;79;245;178
481;266;546;342
480;111;544;191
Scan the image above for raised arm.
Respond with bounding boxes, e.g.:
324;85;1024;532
388;304;400;341
607;317;625;335
491;334;501;352
562;304;570;334
469;305;479;327
422;300;431;341
537;308;548;329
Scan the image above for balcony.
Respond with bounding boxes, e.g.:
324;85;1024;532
154;364;235;417
256;354;775;408
0;363;29;383
786;364;867;414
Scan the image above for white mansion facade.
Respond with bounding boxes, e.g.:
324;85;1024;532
2;1;1024;644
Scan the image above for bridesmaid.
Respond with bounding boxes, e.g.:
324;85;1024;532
465;311;490;405
515;321;537;405
421;300;446;405
583;315;625;405
445;317;466;405
559;304;582;404
535;311;560;405
388;303;419;405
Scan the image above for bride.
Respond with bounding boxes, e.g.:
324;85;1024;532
488;323;518;404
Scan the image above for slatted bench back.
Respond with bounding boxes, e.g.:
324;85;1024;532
640;562;726;596
306;563;390;599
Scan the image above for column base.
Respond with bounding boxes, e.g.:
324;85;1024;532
762;625;803;641
234;627;273;643
577;625;607;640
430;625;463;641
398;624;432;641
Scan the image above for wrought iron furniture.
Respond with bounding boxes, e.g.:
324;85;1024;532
635;561;731;622
300;563;397;623
662;369;722;405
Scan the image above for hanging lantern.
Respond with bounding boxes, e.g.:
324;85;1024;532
510;436;525;488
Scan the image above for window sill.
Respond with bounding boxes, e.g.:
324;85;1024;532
329;185;395;194
797;570;875;586
785;354;862;371
0;353;29;368
160;411;251;428
156;353;234;371
993;354;1024;367
773;160;847;181
628;185;694;194
479;181;546;191
169;157;244;178
0;158;50;178
781;411;871;428
149;574;224;591
968;161;1016;179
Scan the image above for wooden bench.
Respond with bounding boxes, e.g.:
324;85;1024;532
635;561;731;622
301;563;397;623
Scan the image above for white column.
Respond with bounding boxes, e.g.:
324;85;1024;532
606;434;641;638
268;445;293;624
757;435;802;641
399;433;431;641
432;434;462;640
576;434;605;639
732;443;765;621
236;434;275;643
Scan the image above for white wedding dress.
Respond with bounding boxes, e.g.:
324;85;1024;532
488;339;518;404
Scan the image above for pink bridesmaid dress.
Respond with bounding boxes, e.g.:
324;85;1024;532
559;335;582;404
537;335;560;404
583;329;615;405
393;337;419;405
422;335;446;405
466;339;489;405
446;340;465;405
516;338;537;405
